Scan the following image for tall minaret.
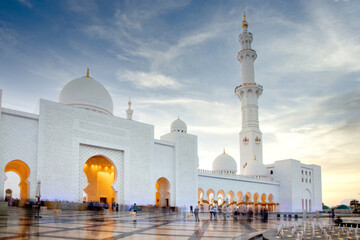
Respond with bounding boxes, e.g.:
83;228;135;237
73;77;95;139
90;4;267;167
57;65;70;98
235;13;266;176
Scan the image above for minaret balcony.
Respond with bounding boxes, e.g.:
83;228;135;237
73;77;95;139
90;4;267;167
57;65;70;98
235;83;263;100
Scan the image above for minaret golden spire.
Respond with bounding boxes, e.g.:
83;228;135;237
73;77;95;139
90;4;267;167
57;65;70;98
86;68;89;77
128;97;131;107
242;12;248;28
223;148;226;154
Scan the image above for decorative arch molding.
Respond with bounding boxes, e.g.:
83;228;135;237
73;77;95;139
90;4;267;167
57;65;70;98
4;160;31;200
261;193;267;203
245;192;252;203
198;188;204;201
156;177;170;207
206;189;215;203
79;144;124;203
253;192;259;203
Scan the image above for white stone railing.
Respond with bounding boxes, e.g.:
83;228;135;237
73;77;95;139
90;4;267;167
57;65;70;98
197;168;276;182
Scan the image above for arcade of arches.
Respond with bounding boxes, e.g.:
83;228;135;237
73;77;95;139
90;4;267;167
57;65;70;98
198;188;278;213
4;160;30;200
83;155;116;204
156;177;170;207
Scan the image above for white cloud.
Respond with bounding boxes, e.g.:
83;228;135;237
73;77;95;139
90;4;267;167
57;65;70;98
117;71;181;89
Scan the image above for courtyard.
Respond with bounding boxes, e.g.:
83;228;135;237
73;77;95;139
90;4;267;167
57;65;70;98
0;207;339;240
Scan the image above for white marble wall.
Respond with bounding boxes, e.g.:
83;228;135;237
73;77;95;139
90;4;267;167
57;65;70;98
0;108;39;200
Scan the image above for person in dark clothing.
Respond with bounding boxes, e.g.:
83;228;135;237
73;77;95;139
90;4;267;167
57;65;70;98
194;206;200;222
132;203;138;213
334;216;343;226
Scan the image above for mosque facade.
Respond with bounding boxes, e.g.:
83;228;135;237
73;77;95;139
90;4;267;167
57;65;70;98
0;17;322;213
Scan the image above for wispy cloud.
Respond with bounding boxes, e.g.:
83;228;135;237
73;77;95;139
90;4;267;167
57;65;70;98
117;71;181;89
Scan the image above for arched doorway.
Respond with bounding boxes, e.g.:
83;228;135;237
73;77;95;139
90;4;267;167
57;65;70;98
156;177;170;207
4;160;31;200
198;188;204;204
237;191;244;211
83;155;116;204
261;193;267;210
245;192;252;211
217;190;225;206
198;188;204;211
302;189;311;212
206;189;215;204
253;193;259;214
227;191;234;210
268;194;274;212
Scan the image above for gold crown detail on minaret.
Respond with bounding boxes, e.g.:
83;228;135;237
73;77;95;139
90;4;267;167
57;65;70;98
242;12;248;28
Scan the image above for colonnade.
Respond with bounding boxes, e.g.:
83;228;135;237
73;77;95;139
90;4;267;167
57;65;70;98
198;188;279;213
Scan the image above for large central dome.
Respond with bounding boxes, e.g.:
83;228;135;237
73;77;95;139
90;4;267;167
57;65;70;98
59;70;113;115
212;150;237;174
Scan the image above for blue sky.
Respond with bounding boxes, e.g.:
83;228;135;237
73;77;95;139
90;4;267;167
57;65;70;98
0;0;359;206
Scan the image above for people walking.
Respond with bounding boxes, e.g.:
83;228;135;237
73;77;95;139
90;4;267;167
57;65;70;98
194;206;200;222
213;205;217;220
222;205;227;221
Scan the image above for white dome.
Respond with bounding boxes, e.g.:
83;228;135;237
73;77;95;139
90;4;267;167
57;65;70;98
59;74;113;115
244;160;267;176
171;118;187;133
212;151;237;174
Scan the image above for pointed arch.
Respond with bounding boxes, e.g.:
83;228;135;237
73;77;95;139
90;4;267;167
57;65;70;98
83;155;116;204
156;177;170;207
5;160;31;200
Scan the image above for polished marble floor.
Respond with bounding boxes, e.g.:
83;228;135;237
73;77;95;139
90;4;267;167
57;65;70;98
0;207;334;240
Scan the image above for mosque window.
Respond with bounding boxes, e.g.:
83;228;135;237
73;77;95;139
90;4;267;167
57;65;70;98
301;170;303;174
306;179;308;183
305;171;307;175
302;178;304;182
270;170;273;175
309;172;311;176
309;179;311;183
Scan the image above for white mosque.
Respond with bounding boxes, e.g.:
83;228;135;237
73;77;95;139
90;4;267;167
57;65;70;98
0;16;322;213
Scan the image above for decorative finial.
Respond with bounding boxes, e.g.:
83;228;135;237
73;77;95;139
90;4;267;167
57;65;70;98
254;155;256;160
242;11;248;28
86;68;89;77
178;116;180;120
126;97;134;120
223;148;225;154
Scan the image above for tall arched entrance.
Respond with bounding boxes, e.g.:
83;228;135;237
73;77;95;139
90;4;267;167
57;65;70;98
4;160;30;200
156;177;170;207
83;155;116;204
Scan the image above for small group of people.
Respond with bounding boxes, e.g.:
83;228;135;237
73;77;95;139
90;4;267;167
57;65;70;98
129;203;138;213
88;201;109;211
190;205;270;222
111;202;120;211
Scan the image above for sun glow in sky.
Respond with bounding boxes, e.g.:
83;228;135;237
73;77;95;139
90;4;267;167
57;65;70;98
0;0;359;207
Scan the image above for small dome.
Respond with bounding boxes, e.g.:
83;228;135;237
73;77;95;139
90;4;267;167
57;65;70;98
244;160;266;176
323;205;330;210
336;205;350;210
171;117;187;133
59;71;113;115
212;151;237;174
